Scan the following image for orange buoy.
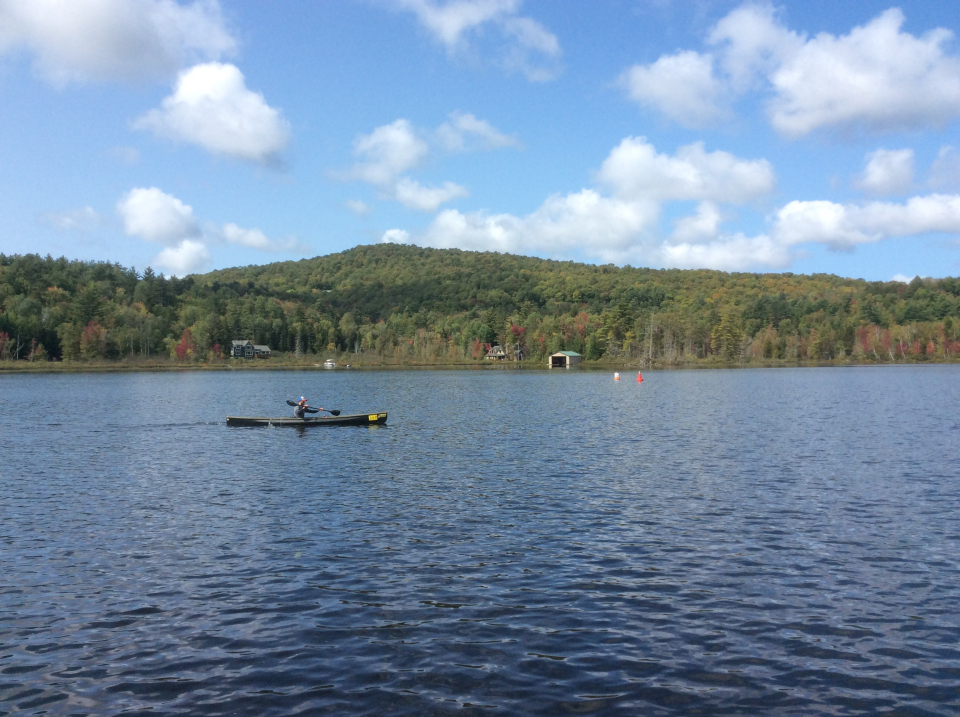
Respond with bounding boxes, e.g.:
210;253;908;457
636;371;643;383
614;372;620;380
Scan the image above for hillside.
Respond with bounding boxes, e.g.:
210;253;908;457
1;243;959;365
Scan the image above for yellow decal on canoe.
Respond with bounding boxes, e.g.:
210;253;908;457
369;414;378;421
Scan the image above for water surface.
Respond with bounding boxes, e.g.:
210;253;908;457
2;366;959;715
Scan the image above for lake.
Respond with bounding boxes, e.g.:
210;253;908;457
1;366;959;716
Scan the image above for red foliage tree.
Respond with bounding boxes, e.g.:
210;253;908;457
175;329;197;360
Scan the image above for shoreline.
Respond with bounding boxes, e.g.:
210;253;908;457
2;357;957;375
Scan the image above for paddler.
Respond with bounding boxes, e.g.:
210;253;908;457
294;396;309;418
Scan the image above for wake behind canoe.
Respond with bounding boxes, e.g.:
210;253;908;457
226;412;387;427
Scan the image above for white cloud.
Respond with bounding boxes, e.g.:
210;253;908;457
671;202;724;244
772;194;960;249
930;146;960;190
892;273;916;283
117;187;301;274
153;239;210;276
769;9;960;136
856;149;914;195
392;189;658;263
134;62;290;163
221;223;299;252
382;228;411;244
41;206;104;232
345;200;371;216
393;178;468;212
0;0;234;85
392;0;560;81
660;233;791;271
707;2;801;92
339;119;428;185
383;130;960;271
117;187;199;244
621;3;960;136
337;118;480;212
619;51;727;128
395;0;516;48
436;111;520;151
597;137;775;204
386;137;780;267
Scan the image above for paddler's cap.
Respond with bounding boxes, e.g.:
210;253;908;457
299;396;305;402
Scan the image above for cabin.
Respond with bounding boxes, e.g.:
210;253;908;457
548;350;582;368
231;340;271;359
484;345;507;360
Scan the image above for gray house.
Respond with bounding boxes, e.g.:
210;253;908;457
231;340;271;359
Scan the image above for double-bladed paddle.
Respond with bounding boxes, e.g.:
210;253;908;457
286;399;341;416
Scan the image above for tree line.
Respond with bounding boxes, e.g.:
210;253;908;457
2;244;959;366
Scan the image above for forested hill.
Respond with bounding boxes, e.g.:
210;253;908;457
1;243;959;365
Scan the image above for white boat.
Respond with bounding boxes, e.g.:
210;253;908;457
322;359;336;369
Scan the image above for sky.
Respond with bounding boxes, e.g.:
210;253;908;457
2;0;960;281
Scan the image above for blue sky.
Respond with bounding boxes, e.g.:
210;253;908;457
2;0;960;281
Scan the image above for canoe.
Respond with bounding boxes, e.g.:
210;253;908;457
226;412;387;427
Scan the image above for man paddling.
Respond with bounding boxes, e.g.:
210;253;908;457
294;396;319;418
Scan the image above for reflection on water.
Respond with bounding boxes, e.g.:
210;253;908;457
1;366;959;715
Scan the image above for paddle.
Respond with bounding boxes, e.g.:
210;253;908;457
286;400;341;416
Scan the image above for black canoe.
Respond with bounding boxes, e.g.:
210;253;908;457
226;412;387;427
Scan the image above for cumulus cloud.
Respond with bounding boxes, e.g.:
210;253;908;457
134;62;290;163
392;0;560;81
116;186;301;275
856;149;914;195
153;239;210;275
336;116;509;212
382;135;960;272
772;194;960;250
619;51;727;129
769;9;960;136
393;190;656;263
436;111;520;151
40;206;105;232
621;3;960;136
670;202;724;244
383;137;778;266
382;228;411;244
660;233;792;272
0;0;234;85
707;3;801;91
117;187;199;244
393;177;469;212
596;137;775;203
338;119;429;185
221;223;300;252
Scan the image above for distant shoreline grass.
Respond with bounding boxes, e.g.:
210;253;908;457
2;355;956;374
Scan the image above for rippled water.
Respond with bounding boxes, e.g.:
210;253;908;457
2;366;959;716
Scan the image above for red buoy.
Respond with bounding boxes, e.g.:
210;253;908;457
636;371;643;383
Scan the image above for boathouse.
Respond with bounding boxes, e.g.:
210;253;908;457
548;350;582;368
